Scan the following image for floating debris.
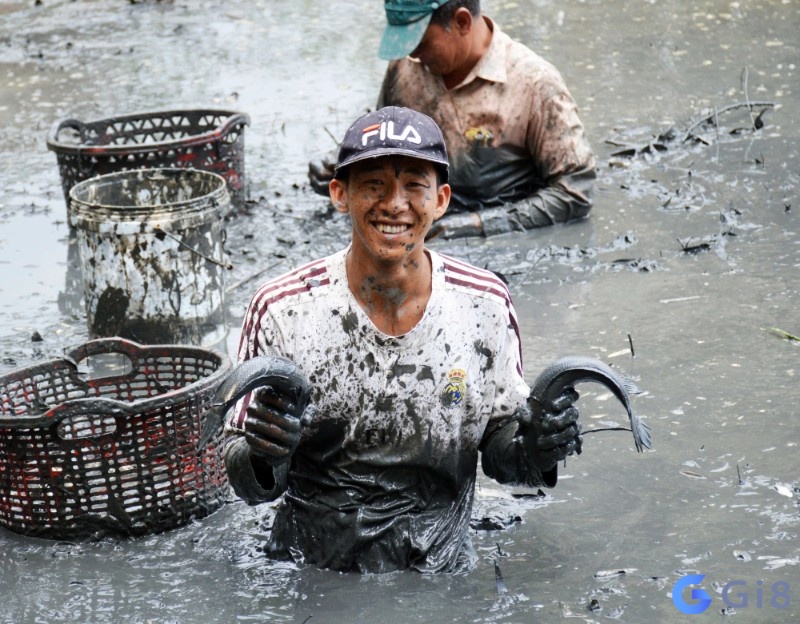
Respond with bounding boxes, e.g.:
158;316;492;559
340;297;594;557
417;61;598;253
771;482;795;498
593;568;637;580
494;560;508;595
767;327;800;342
759;557;800;570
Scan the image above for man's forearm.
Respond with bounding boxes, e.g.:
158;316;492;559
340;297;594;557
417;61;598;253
481;166;596;236
223;436;288;505
480;421;558;488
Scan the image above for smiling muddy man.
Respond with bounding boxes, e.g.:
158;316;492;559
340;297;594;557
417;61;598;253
220;106;585;573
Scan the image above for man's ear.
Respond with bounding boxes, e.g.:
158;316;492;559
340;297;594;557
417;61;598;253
434;183;451;221
329;179;349;214
453;7;474;34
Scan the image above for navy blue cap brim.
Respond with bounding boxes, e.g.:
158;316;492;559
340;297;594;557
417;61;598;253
334;148;449;183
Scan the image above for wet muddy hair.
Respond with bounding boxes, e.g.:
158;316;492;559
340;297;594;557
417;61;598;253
430;0;480;29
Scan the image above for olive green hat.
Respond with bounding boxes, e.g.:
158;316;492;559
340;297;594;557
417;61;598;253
378;0;451;61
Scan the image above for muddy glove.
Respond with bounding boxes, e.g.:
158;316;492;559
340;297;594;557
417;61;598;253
307;147;338;197
244;386;305;466
517;387;582;472
426;211;484;240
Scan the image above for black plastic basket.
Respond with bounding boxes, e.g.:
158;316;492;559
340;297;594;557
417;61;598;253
0;338;232;540
47;108;250;210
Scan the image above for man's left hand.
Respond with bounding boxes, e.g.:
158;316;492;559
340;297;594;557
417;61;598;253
517;388;582;471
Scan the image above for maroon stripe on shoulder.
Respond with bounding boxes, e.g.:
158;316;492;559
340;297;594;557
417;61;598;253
256;262;328;300
444;273;509;302
442;258;523;375
233;259;331;429
239;262;330;347
258;279;330;311
442;256;510;291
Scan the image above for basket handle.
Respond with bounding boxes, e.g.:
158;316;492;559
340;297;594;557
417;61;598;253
47;118;88;147
45;396;130;434
64;337;145;370
216;112;251;139
0;396;130;433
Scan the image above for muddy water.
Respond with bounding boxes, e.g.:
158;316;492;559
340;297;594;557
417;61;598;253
1;0;798;622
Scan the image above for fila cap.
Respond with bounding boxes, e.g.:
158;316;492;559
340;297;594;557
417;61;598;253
334;106;449;182
378;0;452;61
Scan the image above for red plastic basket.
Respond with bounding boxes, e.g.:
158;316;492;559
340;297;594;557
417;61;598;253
47;108;250;210
0;338;232;540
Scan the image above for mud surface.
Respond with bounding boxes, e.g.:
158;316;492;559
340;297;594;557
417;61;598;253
1;1;798;622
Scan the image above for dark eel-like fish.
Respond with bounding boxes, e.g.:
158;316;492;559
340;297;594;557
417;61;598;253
198;355;311;449
528;356;652;452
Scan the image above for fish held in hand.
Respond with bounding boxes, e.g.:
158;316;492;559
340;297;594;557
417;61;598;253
529;356;652;452
198;355;311;449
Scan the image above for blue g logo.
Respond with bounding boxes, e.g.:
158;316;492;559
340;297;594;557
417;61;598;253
673;574;713;614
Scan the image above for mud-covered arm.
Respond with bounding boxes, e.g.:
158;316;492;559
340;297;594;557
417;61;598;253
481;389;582;488
507;75;596;232
222;435;288;505
478;164;596;236
223;290;294;506
480;410;558;488
428;165;595;240
477;295;561;488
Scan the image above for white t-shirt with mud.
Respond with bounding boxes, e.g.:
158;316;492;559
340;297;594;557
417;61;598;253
225;247;535;573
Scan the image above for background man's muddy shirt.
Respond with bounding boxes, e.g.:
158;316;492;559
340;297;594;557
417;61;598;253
224;248;545;573
378;17;596;232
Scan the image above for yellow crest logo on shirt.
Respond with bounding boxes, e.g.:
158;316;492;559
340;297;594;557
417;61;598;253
441;368;467;407
464;126;494;146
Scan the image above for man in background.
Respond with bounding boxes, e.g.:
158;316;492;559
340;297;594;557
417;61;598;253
310;0;595;240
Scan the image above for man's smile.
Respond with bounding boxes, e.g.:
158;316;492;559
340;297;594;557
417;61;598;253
375;222;412;234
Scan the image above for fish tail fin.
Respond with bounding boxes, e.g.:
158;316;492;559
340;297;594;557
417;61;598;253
631;416;653;452
619;372;643;396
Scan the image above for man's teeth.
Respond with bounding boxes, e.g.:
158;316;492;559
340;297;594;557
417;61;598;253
377;224;408;234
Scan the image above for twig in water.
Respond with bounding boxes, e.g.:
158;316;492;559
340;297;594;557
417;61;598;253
677;237;711;254
627;333;635;358
225;260;284;294
494;560;508;596
583;427;634;436
517;254;544;287
736;463;744;486
682;101;776;143
740;67;756;130
767;327;800;342
322;126;339;147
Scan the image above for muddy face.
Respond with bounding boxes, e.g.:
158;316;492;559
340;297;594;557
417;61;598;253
330;156;449;266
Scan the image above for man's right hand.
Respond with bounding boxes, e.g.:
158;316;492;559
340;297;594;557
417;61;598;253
308;148;338;196
244;386;304;466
